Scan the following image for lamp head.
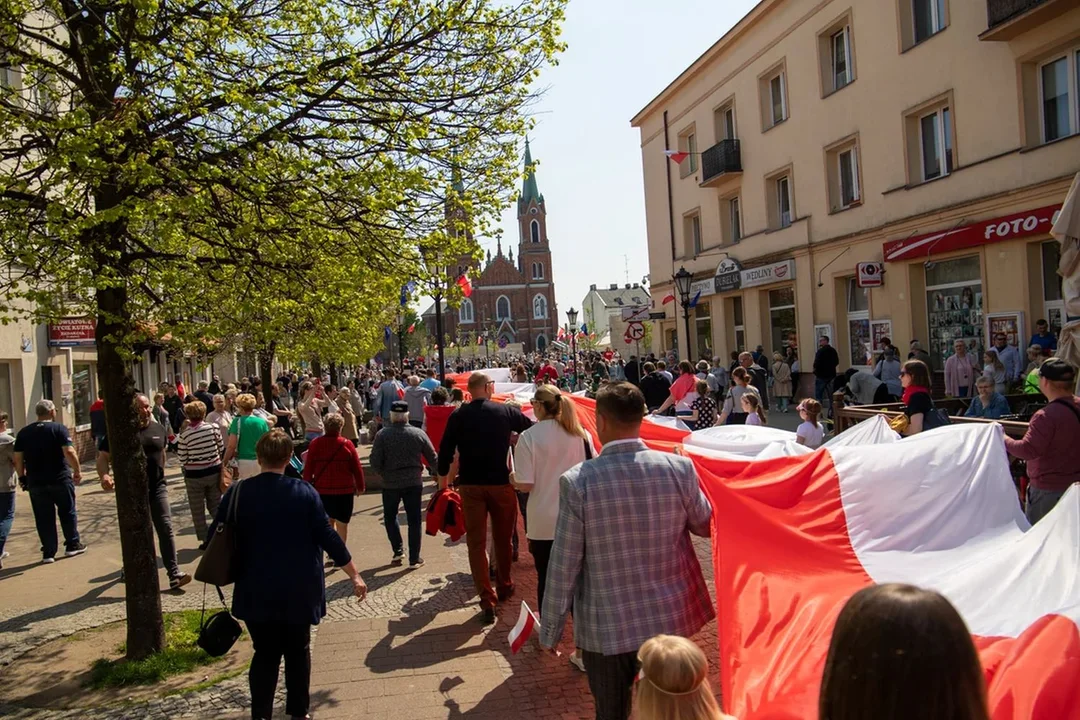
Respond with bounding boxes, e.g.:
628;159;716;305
673;266;693;302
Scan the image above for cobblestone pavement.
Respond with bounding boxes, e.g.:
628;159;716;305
0;453;722;719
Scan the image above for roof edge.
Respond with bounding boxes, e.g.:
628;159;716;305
630;0;777;127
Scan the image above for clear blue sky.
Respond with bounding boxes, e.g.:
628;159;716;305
483;0;758;327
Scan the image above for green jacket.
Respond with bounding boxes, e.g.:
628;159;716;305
1023;368;1041;394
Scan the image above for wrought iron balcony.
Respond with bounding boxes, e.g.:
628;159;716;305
699;139;742;187
982;0;1071;40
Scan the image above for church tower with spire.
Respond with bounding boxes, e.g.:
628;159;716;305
422;140;559;353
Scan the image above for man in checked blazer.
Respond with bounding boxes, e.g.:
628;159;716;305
539;382;713;720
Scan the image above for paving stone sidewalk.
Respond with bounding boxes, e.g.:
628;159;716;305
0;461;721;720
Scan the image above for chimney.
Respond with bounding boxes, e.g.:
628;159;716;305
589;284;597;291
609;283;618;290
625;283;631;289
633;283;640;288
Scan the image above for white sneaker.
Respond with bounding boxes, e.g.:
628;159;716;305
41;556;55;564
569;651;586;673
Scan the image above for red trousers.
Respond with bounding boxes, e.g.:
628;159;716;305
459;484;518;610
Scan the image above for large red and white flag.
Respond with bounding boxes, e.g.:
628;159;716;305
509;601;539;654
691;423;1080;720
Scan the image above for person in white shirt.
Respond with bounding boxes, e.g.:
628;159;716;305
512;383;596;672
795;399;825;449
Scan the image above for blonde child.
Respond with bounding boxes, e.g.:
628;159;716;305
796;398;825;448
982;349;1007;395
741;393;767;426
636;635;735;720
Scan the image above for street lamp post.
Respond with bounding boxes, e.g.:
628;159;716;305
673;266;694;363
567;307;579;391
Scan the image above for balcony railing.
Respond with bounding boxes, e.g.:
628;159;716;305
700;139;742;186
987;0;1047;27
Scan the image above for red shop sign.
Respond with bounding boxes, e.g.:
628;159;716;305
882;204;1060;263
48;317;96;347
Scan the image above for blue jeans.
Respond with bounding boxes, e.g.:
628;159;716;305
382;485;422;564
28;482;80;558
815;377;833;404
0;491;14;555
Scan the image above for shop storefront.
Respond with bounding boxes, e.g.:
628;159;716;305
768;287;797;355
882;203;1061;375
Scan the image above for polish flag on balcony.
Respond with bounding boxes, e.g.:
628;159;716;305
509;601;539;654
689;422;1080;720
661;293;675;305
664;149;690;164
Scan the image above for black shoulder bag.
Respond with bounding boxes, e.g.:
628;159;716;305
194;480;244;656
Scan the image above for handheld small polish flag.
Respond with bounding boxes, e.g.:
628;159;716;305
456;273;473;298
407;323;416;334
664;149;690;164
509;601;539;654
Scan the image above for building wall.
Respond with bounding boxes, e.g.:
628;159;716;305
634;0;1080;380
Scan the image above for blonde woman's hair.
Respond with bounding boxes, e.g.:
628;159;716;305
635;635;722;720
235;393;257;413
532;384;587;438
183;400;207;421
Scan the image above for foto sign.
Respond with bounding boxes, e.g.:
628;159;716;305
882;205;1060;262
857;262;884;288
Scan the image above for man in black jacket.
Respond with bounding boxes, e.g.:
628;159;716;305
813;336;841;405
639;362;671;412
437;373;532;624
624;355;641;386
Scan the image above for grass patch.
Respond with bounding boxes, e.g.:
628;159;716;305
87;610;235;689
166;665;249;697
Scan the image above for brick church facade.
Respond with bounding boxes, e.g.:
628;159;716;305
422;141;559;352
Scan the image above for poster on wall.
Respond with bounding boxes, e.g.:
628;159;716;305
986;312;1024;354
871;320;893;352
814;324;834;346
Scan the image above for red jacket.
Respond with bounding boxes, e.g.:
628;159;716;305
303;433;365;495
425;488;466;541
535;365;559;384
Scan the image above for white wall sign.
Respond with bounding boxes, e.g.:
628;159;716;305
741;259;795;289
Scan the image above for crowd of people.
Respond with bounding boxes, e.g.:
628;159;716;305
0;329;1075;720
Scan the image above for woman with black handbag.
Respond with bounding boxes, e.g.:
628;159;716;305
205;429;367;720
511;384;596;672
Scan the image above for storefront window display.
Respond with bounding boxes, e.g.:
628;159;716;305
769;287;797;355
694;304;712;361
72;363;93;428
846;278;870;366
1041;240;1064;339
926;256;983;371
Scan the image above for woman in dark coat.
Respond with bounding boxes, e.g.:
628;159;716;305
209;429;367;720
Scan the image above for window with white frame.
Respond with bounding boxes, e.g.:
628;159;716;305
459;298;474;324
530;219;541;243
715;101;736;141
831;26;853;92
838;147;860;207
533;294;547;319
912;0;946;45
684;212;702;256
769;72;787;126
496;295;511;320
919;105;952;181
678;129;698;176
776;175;792;228
531;262;544;280
1039;50;1078;143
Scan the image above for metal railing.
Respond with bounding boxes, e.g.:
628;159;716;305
987;0;1048;28
700;139;741;183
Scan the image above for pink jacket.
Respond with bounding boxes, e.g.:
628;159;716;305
944;353;977;397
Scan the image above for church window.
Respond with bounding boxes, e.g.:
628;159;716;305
496;295;512;320
531;262;544;280
530;219;540;243
459;298;474;324
533;294;547;319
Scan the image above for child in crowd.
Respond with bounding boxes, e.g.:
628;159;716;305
742;393;768;426
796;399;824;448
635;634;735;720
982;349;1007;395
689;379;717;430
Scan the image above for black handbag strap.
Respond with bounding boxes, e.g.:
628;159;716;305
583;437;593;460
1050;398;1080;425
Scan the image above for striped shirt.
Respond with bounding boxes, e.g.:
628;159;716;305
177;421;224;478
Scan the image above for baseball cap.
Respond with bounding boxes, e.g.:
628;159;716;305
1038;358;1076;383
390;400;409;413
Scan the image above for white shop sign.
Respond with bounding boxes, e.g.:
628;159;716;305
741;259;795;289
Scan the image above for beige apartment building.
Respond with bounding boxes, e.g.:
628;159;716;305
633;0;1080;392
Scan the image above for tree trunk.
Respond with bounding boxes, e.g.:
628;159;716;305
260;342;276;404
97;286;165;660
329;362;339;387
311;356;322;381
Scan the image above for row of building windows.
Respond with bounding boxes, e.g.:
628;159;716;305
458;294;549;324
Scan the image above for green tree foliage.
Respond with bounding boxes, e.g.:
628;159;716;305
0;0;565;659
